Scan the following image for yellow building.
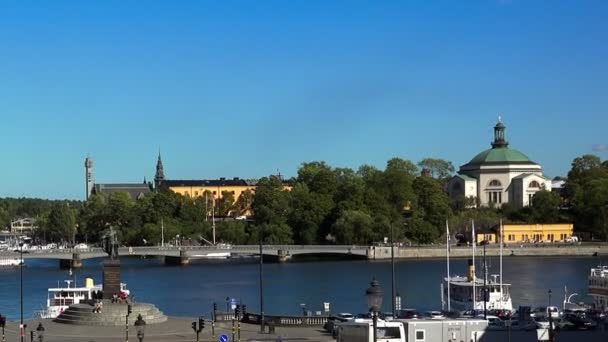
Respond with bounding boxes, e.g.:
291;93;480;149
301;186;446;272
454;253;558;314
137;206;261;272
476;223;574;244
161;178;292;217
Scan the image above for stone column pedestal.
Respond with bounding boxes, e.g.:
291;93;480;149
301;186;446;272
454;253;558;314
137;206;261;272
103;259;121;299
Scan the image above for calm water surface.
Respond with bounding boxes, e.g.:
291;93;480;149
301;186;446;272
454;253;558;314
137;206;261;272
0;255;603;320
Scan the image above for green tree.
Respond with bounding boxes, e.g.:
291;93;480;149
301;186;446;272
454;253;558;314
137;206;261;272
412;176;452;232
235;189;255;217
217;191;236;217
417;158;455;180
529;190;562;223
331;210;374;245
44;203;76;243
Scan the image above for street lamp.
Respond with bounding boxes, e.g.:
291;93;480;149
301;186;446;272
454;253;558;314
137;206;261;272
36;322;45;342
548;289;552;307
134;314;146;342
365;278;383;342
19;241;24;342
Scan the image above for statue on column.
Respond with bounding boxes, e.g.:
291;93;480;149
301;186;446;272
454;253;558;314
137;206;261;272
102;226;119;260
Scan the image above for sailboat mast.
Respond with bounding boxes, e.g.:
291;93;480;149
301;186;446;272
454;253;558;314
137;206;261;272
500;218;504;307
161;219;165;247
472;219;477;312
446;219;451;312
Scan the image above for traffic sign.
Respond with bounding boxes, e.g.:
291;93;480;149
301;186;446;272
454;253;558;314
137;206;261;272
230;298;237;310
219;334;229;342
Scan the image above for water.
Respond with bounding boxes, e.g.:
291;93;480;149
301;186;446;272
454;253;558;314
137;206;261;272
0;255;602;320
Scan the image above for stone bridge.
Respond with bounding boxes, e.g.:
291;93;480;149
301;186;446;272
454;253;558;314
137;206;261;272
0;245;370;268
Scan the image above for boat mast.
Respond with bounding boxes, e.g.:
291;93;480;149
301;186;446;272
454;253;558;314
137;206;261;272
472;219;477;312
499;218;503;308
446;219;451;312
161;219;165;247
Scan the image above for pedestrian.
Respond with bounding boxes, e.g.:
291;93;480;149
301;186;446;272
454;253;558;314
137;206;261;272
120;291;127;303
112;293;118;303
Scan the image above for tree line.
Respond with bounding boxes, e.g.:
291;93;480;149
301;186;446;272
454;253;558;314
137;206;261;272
3;155;608;246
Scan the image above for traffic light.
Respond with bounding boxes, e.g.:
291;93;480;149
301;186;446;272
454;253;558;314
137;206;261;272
235;305;240;316
127;304;132;315
213;302;217;312
191;321;197;332
0;314;5;328
199;316;205;330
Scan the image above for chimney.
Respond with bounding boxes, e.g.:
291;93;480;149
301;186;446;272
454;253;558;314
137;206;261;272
467;259;476;282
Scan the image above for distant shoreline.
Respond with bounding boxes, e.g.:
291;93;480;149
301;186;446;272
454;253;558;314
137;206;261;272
369;244;608;259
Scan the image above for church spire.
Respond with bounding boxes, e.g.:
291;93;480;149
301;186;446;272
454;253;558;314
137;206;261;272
491;115;509;148
154;151;165;188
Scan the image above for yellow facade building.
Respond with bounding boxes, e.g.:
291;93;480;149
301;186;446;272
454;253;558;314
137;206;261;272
161;178;292;217
476;223;574;244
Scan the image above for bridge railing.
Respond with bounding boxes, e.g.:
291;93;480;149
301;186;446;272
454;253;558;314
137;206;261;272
242;313;329;326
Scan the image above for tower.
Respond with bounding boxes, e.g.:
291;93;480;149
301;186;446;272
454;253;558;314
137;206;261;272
85;155;94;200
491;115;509;148
154;152;165;189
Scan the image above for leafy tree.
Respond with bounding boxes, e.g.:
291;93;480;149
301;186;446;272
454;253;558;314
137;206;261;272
331;210;374;245
43;203;76;243
405;212;438;244
216;220;249;244
288;184;333;244
383;158;417;213
412;176;452;232
418;158;455;180
235;189;254;217
217;191;236;217
529;190;562;223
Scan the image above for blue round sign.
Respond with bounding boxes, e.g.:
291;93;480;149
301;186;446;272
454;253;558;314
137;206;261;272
220;334;229;342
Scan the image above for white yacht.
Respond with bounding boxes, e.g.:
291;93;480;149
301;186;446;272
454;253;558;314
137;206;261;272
0;257;24;267
444;260;513;312
38;278;130;319
588;265;608;311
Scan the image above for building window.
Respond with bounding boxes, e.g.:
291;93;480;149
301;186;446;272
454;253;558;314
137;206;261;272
213;191;217;195
488;191;502;204
488;179;502;187
415;330;425;341
528;194;534;204
194;191;199;196
529;181;541;188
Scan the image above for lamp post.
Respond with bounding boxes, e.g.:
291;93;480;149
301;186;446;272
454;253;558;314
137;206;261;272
20;241;24;342
365;278;383;342
390;222;396;317
547;289;554;342
134;314;146;342
259;233;265;333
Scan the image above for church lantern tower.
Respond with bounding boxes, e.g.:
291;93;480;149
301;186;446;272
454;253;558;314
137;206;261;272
491;116;509;148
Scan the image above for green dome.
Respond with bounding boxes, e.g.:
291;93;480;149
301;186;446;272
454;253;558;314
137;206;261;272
468;147;532;165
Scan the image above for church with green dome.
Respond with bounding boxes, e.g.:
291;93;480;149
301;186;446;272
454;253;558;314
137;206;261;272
447;119;551;208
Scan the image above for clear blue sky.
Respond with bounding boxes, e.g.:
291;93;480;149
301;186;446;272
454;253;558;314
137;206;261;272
1;0;607;200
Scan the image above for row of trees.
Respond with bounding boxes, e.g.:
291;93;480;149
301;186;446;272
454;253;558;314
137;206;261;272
3;155;608;246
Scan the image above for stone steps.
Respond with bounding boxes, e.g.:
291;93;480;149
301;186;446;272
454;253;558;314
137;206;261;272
54;302;168;326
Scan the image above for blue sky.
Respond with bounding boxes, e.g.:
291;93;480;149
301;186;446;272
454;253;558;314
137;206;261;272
1;0;607;200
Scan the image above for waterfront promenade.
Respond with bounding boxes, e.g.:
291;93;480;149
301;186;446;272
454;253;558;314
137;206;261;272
2;317;608;342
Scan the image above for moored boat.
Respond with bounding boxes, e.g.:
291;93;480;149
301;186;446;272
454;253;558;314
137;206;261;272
0;257;24;267
37;278;130;319
588;265;608;311
444;260;513;312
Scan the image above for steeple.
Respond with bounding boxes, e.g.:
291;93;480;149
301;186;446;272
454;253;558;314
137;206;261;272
491;115;509;148
154;151;165;188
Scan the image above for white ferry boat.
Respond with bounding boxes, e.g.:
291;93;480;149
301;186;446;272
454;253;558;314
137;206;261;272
444;260;513;312
38;278;130;319
588;265;608;311
0;257;24;267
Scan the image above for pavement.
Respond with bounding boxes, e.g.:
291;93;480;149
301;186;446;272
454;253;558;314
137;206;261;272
3;318;608;342
2;317;334;342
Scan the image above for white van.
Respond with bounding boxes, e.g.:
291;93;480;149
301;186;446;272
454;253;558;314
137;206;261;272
336;319;404;342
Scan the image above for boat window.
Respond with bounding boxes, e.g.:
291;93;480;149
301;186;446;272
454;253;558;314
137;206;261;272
415;329;425;341
377;327;400;339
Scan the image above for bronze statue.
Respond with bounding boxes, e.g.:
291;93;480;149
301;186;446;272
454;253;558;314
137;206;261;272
101;226;119;260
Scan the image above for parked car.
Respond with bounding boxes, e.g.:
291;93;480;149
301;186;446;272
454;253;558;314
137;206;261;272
74;243;89;250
